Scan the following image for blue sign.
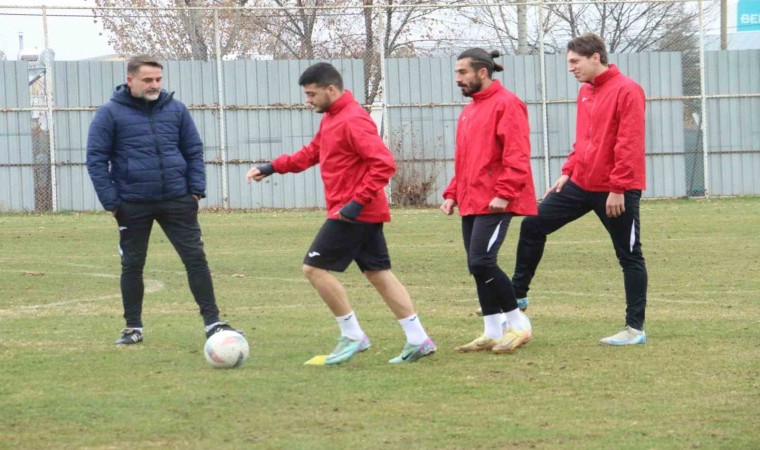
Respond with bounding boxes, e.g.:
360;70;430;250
738;0;760;32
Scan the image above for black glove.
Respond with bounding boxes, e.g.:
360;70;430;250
257;163;274;176
339;200;363;221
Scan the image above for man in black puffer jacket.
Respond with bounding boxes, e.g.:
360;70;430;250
87;55;240;345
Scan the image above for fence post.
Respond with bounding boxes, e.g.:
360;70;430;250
379;5;389;147
42;6;57;212
538;1;551;193
377;3;391;204
213;9;229;209
698;0;710;199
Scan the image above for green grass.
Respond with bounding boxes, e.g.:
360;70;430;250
1;198;758;449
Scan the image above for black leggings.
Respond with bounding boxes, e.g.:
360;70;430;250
461;213;518;316
512;180;648;329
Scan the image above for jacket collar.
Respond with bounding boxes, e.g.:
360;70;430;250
471;78;503;102
327;90;355;115
590;64;620;87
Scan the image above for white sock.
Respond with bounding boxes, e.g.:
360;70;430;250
336;311;365;340
398;314;429;346
483;314;504;339
506;308;530;331
501;313;509;330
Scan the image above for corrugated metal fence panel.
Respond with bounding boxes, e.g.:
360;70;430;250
388;53;686;202
385;57;459;204
50;58;364;211
52;60;229;210
4;53;756;212
705;50;760;195
0;61;35;211
224;59;364;209
163;61;223;206
386;55;547;204
53;61;124;211
614;52;686;198
498;55;547;195
543;54;579;193
545;52;686;198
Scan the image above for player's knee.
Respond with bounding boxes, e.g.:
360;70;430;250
617;254;646;271
520;216;541;234
363;269;390;285
302;264;323;280
179;251;207;268
468;262;497;278
121;255;146;273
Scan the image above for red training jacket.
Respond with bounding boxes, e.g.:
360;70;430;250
271;90;395;223
562;65;646;193
443;79;537;217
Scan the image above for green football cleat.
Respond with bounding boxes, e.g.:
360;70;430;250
389;339;437;364
324;334;371;365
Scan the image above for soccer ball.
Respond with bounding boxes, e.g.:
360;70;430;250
204;330;249;369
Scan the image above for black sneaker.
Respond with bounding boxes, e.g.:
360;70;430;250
115;328;143;345
205;322;243;338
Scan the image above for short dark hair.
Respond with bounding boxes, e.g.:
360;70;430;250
457;48;504;78
567;33;608;65
127;55;163;75
298;62;344;90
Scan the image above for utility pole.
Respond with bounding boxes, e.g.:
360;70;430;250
721;0;727;50
517;1;528;54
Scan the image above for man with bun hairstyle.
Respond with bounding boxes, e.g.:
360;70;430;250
511;33;649;346
441;48;537;354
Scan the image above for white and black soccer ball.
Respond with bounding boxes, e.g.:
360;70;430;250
204;330;249;369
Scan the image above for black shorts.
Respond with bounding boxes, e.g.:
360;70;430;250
303;219;391;272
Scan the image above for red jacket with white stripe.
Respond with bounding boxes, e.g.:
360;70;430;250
443;79;537;217
271;90;395;223
562;65;646;193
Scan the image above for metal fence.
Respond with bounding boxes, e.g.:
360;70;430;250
0;1;758;212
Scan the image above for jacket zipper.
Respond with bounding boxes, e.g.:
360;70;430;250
148;112;166;198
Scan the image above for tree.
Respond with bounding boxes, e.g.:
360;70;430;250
91;0;456;104
335;0;458;104
546;0;702;53
456;0;706;56
90;0;262;60
251;0;458;103
251;0;334;59
457;2;535;55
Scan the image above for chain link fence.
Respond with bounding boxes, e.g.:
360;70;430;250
0;1;758;211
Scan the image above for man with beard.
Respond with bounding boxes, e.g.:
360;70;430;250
87;55;241;345
441;48;537;354
511;33;649;345
246;63;436;365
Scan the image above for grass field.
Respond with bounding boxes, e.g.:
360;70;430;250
1;197;758;449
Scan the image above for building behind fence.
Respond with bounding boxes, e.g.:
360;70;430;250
0;2;759;212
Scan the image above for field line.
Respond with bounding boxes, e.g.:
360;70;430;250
0;271;164;312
